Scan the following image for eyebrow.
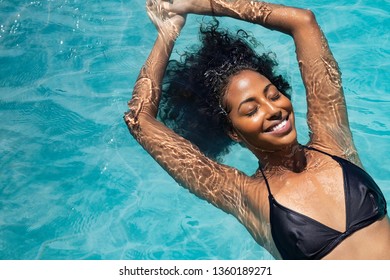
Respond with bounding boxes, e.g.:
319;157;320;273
237;83;273;111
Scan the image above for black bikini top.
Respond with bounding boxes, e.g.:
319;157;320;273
260;146;387;260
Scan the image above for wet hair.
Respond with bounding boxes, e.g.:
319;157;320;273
158;19;291;161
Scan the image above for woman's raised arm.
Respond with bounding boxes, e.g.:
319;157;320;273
124;1;252;219
166;0;361;164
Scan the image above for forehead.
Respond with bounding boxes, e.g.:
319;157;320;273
225;70;271;103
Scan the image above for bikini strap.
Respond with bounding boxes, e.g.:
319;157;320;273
258;165;273;196
259;146;336;197
303;145;336;159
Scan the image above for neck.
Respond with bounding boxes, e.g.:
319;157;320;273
252;142;307;174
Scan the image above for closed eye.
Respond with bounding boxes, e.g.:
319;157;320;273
270;92;281;101
266;85;282;101
246;106;259;117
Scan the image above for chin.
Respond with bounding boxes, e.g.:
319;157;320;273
279;128;298;147
260;127;298;152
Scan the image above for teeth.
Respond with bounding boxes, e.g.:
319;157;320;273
270;119;286;132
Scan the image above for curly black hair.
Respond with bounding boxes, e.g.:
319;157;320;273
158;19;291;161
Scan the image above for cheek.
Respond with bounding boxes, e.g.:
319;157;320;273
233;114;264;135
281;97;293;110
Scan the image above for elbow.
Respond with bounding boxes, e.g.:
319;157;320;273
291;9;320;36
124;98;157;137
124;77;160;137
123;96;146;135
299;9;318;28
124;109;139;135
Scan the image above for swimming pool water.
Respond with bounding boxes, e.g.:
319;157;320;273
0;0;389;260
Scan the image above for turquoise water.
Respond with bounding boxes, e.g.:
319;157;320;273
0;0;389;260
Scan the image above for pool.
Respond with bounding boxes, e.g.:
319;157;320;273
0;0;389;260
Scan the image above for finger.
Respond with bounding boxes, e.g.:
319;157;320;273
146;0;155;13
160;1;171;12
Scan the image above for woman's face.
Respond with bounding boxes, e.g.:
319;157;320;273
223;69;297;151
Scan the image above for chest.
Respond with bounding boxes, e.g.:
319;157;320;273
243;152;386;259
273;161;345;223
249;158;347;235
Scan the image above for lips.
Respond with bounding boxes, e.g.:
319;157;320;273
264;115;292;135
268;119;287;132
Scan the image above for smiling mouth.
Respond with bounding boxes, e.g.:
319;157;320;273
264;115;291;134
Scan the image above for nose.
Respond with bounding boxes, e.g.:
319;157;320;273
264;101;282;121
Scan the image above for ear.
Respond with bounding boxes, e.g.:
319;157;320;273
227;128;242;143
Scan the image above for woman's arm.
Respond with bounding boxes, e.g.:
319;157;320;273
166;0;361;165
125;1;252;219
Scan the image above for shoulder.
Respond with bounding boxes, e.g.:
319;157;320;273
307;142;363;168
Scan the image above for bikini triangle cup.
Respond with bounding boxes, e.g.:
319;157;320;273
259;146;387;259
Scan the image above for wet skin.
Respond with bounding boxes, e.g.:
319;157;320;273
224;70;297;151
127;0;390;259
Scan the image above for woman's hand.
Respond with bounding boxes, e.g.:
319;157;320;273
147;0;187;41
160;0;213;16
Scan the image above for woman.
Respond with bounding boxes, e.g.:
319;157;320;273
124;0;390;259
